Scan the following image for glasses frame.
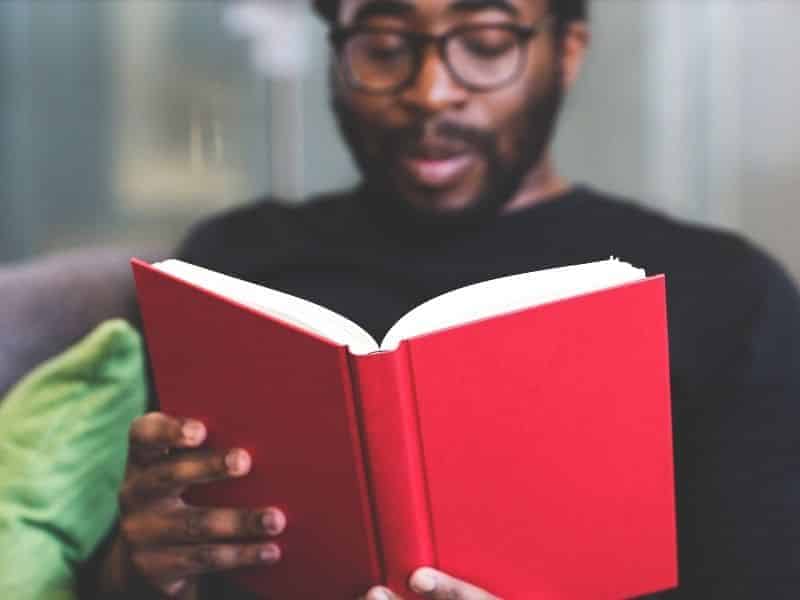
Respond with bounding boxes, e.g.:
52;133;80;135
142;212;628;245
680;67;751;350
330;15;553;95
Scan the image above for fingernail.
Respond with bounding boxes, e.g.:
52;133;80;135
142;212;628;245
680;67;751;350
225;449;251;475
182;420;205;444
163;579;187;595
263;508;286;535
410;568;437;593
260;543;281;562
369;587;392;600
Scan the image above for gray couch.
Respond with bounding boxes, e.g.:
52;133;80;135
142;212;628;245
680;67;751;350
0;245;167;397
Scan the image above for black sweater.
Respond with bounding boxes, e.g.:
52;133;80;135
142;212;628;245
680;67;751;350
175;185;800;599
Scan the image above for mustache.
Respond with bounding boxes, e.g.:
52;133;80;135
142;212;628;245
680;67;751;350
382;119;495;154
330;94;495;156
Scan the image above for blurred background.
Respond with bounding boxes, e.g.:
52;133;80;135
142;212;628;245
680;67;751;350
1;0;798;282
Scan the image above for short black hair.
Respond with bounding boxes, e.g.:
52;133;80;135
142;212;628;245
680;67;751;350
312;1;589;29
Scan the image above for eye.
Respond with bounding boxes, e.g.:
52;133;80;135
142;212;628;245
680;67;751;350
361;33;409;62
460;29;516;59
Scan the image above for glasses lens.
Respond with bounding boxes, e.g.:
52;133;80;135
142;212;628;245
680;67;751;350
343;31;414;92
447;28;523;89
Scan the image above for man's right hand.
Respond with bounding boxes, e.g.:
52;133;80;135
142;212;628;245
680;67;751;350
104;412;286;597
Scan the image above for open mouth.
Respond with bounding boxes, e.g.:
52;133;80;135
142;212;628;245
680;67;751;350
401;155;475;189
398;143;478;189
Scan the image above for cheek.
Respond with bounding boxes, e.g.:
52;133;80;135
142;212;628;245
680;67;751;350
486;53;559;157
333;65;382;122
337;77;406;132
345;95;384;123
479;90;530;159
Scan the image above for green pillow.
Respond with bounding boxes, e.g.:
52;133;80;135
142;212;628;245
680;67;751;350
0;320;147;600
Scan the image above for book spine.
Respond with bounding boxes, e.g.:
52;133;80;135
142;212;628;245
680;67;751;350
350;344;435;597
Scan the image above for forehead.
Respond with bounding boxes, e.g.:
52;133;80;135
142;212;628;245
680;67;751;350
339;0;547;23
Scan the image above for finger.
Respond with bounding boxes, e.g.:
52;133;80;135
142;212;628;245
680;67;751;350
122;506;286;546
409;568;500;600
359;586;402;600
121;448;250;509
132;542;281;584
129;413;206;464
160;579;189;598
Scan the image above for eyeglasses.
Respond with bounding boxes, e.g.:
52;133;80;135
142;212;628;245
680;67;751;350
330;16;553;95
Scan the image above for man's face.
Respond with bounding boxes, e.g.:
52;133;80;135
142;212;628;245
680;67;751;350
332;0;569;222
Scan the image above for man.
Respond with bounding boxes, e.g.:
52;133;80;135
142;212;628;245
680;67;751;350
97;0;800;598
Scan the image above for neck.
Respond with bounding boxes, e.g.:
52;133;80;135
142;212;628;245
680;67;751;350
501;151;570;214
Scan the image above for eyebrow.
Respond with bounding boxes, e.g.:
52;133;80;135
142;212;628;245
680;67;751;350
448;0;520;18
351;0;415;24
349;0;519;25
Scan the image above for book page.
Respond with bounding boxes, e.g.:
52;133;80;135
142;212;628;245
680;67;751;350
153;260;380;355
153;259;644;356
380;259;646;351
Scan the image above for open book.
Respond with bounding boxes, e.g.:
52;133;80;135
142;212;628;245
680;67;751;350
132;258;677;600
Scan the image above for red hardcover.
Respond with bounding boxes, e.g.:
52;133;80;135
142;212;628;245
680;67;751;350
132;260;381;599
132;258;677;599
400;274;677;599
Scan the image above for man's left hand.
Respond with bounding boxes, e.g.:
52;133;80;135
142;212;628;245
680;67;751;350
360;567;501;600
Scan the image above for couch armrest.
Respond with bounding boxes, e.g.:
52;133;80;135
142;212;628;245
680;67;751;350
0;245;168;397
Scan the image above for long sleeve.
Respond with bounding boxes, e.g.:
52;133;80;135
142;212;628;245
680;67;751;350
657;255;800;598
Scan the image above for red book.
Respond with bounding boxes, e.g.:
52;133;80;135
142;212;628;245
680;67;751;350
132;258;677;600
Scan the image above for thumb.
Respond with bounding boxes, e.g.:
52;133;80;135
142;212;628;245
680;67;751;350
360;586;402;600
409;567;499;600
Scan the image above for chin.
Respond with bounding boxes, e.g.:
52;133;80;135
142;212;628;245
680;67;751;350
364;167;505;228
393;172;488;215
402;189;479;216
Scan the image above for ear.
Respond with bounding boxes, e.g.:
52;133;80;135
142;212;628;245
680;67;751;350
560;21;590;90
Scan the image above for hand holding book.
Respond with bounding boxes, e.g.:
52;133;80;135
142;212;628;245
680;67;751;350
363;568;500;600
104;413;285;597
110;412;498;600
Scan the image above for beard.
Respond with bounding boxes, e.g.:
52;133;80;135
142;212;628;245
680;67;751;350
331;65;565;233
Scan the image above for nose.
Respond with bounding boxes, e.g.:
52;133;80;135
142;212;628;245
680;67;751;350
399;46;468;115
